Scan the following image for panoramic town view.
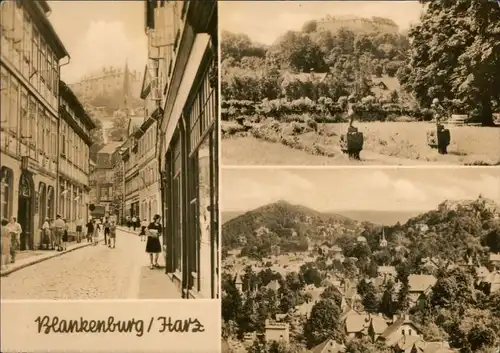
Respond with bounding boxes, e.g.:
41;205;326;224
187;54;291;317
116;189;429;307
221;168;500;353
0;0;219;300
220;1;500;166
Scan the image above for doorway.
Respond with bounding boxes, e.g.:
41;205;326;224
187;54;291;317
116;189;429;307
18;173;34;251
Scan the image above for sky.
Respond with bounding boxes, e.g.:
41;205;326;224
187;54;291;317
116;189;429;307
221;167;500;213
219;1;425;45
47;1;147;84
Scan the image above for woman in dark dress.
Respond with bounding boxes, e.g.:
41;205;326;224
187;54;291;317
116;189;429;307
146;214;162;269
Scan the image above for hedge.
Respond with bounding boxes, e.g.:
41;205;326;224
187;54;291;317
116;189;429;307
221;97;428;122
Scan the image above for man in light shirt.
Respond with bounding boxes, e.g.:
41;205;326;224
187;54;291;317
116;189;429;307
8;217;22;263
53;214;66;252
75;217;84;243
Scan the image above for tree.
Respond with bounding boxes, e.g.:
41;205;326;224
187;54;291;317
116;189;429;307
108;110;129;142
401;0;500;126
88;113;105;162
222;281;243;323
273;31;327;72
380;284;397;317
361;282;379;313
303;298;344;348
320;285;343;307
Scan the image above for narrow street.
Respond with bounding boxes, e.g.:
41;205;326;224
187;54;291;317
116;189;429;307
1;229;180;300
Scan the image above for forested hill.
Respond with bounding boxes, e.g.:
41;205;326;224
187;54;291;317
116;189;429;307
222;200;362;256
222;197;500;263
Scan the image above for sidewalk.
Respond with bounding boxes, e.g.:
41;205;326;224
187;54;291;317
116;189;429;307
0;239;103;277
119;226;182;299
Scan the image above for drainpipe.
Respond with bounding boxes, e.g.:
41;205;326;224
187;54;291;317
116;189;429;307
55;55;71;217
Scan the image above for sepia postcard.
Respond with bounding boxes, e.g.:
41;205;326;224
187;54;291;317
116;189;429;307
219;1;500;166
0;0;219;301
221;166;500;352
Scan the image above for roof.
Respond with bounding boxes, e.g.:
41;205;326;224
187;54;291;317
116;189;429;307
128;116;144;136
97;142;123;155
345;312;369;333
408;274;437;293
378;266;397;276
371;75;401;92
59;81;96;129
490;253;500;261
395;335;425;351
282;71;330;83
424;342;454;353
380;316;422;346
311;339;344;353
266;280;280;291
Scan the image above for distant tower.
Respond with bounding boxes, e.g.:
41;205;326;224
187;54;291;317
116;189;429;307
380;228;387;248
122;59;132;112
234;272;243;294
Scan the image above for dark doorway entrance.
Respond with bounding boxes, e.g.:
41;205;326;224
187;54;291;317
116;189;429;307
18;173;34;251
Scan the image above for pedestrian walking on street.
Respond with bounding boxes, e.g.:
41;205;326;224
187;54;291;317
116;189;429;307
1;218;12;270
126;215;131;230
108;221;117;248
42;218;51;250
140;218;148;242
86;218;94;243
103;217;110;245
8;217;22;263
53;215;65;252
93;220;99;245
75;217;83;243
146;214;162;270
62;219;69;251
49;219;55;250
132;216;137;231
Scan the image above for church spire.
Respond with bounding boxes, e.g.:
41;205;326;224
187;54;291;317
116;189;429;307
122;59;131;112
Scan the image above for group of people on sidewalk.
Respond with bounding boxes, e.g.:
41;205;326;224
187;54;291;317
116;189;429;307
41;214;72;252
1;217;22;270
85;217;117;248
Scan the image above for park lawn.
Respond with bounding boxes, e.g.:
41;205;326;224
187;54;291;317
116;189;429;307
222;121;500;165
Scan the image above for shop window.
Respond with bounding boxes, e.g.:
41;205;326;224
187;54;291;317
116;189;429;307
1;167;13;220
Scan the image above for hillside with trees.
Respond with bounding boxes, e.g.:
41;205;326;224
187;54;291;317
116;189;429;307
222;200;364;259
221;4;500;126
222;197;500;352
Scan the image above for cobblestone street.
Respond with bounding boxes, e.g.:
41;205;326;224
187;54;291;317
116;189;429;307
1;229;180;299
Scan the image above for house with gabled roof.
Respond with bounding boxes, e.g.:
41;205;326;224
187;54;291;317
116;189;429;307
344;312;389;341
310;339;345;353
408;274;437;306
378;315;423;348
490;253;500;268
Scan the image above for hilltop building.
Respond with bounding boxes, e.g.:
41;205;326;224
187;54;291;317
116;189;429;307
69;65;141;101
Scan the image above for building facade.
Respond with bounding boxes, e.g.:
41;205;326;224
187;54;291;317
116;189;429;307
111;140;127;224
122;117;143;220
1;0;68;249
145;0;219;299
94;142;122;216
58;81;95;233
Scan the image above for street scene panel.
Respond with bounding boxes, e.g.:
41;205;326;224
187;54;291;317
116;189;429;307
0;0;219;300
220;1;500;166
221;167;500;352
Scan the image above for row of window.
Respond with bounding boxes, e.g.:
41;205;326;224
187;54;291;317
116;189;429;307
125;176;140;196
58;180;84;222
59;119;90;174
1;1;60;110
60;100;92;138
139;161;159;188
140;198;159;222
1;66;58;159
137;123;157;158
